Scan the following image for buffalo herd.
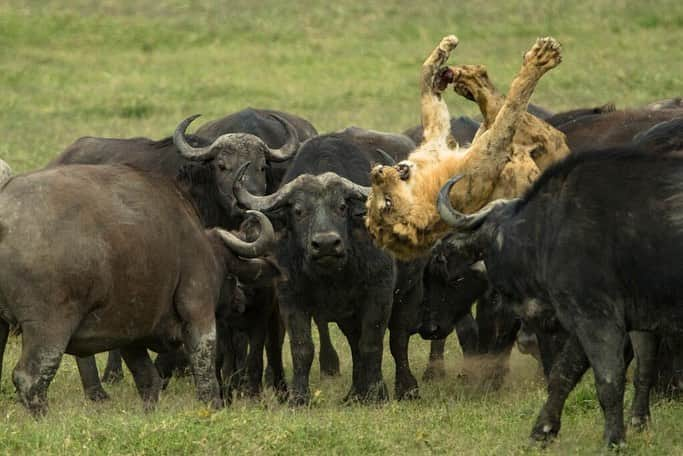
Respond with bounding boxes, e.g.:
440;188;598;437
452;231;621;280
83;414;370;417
0;35;682;448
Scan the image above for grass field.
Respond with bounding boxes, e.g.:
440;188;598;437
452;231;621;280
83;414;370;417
1;0;682;453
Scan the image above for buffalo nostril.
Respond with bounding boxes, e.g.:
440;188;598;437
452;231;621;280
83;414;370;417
311;232;343;255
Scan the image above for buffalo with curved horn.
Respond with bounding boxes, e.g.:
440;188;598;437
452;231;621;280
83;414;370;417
175;113;300;163
233;161;370;213
233;133;395;405
434;144;683;446
0;164;280;415
48;113;297;400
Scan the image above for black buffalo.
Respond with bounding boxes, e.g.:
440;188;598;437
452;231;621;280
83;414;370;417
404;116;480;146
0;164;276;415
420;240;522;387
557;108;683;152
52;113;300;230
309;127;459;399
234;134;396;404
543;103;616;128
317;127;489;397
437;146;683;446
195;107;318;193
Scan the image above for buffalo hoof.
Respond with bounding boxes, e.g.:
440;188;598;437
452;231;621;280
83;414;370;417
208;397;224;410
367;382;389;403
530;421;559;446
28;404;48;419
630;414;650;431
396;386;420;401
344;382;389;405
85;387;110;402
275;387;289;404
241;383;262;399
273;381;288;400
159;375;171;391
320;366;340;378
264;365;274;386
422;363;446;382
395;375;420;400
288;392;310;407
101;368;124;384
319;351;341;378
21;395;49;419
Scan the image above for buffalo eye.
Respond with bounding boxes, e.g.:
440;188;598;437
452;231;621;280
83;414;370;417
338;201;347;214
293;205;305;218
217;161;227;171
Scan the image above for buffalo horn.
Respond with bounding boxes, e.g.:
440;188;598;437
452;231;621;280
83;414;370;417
318;172;371;200
215;210;275;257
173;114;220;161
437;175;508;230
264;113;300;162
233;162;302;211
374;148;396;165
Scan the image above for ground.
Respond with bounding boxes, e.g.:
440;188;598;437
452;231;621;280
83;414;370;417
1;0;682;453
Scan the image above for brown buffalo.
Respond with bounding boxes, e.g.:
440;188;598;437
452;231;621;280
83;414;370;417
0;164;275;415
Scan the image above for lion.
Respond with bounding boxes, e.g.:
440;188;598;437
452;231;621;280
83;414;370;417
365;35;569;260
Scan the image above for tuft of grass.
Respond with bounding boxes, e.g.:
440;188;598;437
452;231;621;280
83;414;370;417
1;0;683;453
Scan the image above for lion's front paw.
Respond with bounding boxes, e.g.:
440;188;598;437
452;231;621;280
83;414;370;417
396;161;415;180
523;37;562;71
438;35;459;54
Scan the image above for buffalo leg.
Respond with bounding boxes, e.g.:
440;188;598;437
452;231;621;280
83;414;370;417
530;335;589;443
243;324;266;397
12;324;67;417
455;313;479;357
388;282;420;400
176;286;222;408
630;331;658;429
315;316;340;377
155;350;177;389
75;356;110;401
338;319;363;403
184;322;222;409
264;305;287;395
284;308;314;405
423;338;446;381
389;327;418;400
216;325;237;404
155;349;191;389
473;290;518;389
232;331;248;390
576;323;627;447
535;326;570;378
120;346;161;411
101;349;124;383
357;297;390;402
0;320;9;389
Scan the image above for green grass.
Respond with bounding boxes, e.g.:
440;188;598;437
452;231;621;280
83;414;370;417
1;0;682;453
